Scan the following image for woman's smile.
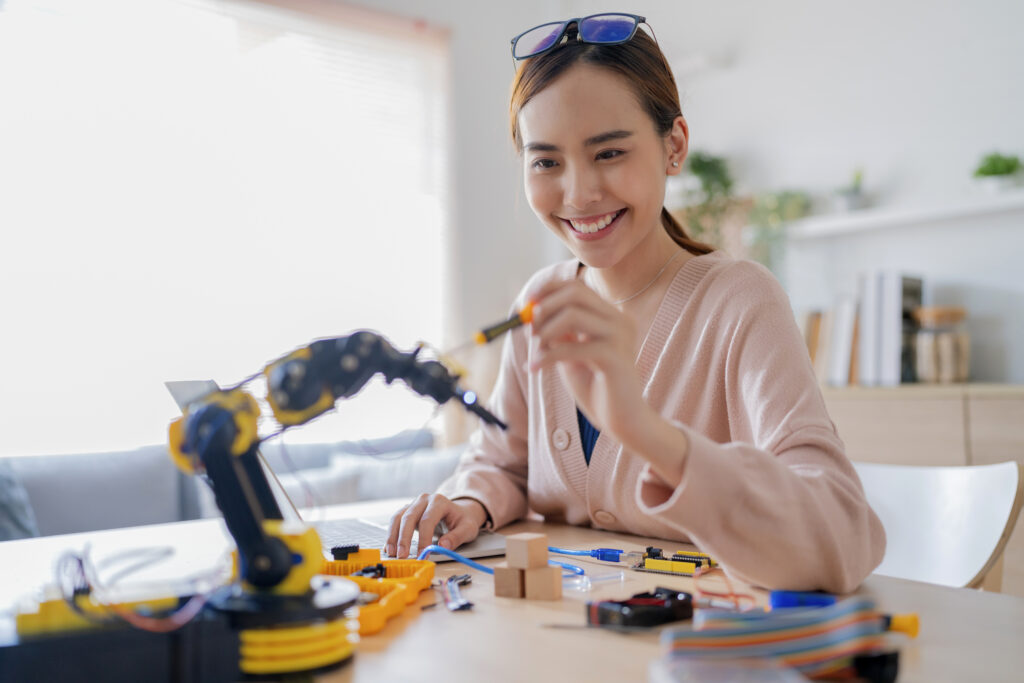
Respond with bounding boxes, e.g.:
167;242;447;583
560;208;627;239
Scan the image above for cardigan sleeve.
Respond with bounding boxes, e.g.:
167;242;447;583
635;264;886;593
435;305;532;529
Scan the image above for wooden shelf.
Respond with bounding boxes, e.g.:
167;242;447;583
784;191;1024;240
821;383;1024;400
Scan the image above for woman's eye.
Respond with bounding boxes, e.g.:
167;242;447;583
531;158;557;170
596;149;624;161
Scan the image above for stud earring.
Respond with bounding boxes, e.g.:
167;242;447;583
671;161;680;167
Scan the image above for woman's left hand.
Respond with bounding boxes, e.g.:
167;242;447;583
527;278;652;446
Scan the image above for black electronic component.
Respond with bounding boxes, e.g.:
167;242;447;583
330;545;361;561
852;650;900;683
352;564;387;579
586;587;693;630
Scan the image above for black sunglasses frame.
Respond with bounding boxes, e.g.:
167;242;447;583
510;13;647;61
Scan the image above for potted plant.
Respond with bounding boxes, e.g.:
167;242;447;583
832;167;867;212
973;152;1022;194
747;190;811;276
675;152;741;249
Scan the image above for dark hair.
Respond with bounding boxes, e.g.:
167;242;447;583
509;29;714;256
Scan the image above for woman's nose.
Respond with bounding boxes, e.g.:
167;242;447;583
562;163;602;211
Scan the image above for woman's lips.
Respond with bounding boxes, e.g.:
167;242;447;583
561;208;626;241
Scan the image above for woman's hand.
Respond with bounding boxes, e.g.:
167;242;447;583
528;279;651;446
385;494;488;559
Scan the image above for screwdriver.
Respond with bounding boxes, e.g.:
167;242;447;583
446;302;535;356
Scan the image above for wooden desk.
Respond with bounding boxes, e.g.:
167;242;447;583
2;499;1023;682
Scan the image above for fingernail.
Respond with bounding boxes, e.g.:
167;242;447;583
439;538;451;550
385;544;394;557
398;544;407;558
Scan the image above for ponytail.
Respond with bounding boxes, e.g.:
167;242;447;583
661;207;715;255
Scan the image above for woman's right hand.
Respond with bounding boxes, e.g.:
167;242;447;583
385;493;488;559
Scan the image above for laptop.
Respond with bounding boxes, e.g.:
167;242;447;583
165;380;506;563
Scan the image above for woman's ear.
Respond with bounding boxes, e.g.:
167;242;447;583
666;116;689;176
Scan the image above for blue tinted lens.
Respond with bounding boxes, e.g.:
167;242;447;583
579;15;636;43
514;22;565;59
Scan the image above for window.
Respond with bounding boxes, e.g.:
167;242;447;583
0;0;450;456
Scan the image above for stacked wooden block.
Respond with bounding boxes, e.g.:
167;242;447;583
493;532;562;600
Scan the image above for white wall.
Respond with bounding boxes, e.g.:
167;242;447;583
341;0;567;349
347;0;1023;381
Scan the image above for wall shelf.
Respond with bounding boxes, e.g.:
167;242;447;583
785;190;1024;241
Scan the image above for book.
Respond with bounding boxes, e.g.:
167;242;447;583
856;271;881;386
804;310;823;365
813;309;833;384
879;273;923;386
827;294;858;387
848;315;860;386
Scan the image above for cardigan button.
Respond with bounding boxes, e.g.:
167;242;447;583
552;428;570;450
593;510;617;526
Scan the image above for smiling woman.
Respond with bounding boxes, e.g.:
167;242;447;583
386;15;886;595
0;0;449;457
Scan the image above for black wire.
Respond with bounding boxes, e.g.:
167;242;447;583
55;552;116;625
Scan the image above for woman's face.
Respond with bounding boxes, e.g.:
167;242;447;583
518;63;684;269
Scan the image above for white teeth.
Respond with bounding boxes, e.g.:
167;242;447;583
568;210;620;233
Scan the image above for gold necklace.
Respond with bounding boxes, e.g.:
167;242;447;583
586;250;683;305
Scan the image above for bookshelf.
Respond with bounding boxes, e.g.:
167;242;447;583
785;190;1024;241
781;190;1024;384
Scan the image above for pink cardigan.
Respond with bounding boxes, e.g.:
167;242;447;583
438;251;885;592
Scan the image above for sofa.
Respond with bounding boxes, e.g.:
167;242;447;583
6;429;467;538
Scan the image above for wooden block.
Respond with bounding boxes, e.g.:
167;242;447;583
524;565;562;601
493;563;524;598
505;532;548;569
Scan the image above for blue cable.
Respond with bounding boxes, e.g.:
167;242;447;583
416;545;586;576
548;559;585;576
548;545;625;562
416;545;494;574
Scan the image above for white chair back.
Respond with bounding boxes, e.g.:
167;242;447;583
852;460;1023;588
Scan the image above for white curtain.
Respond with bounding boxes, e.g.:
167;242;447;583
0;0;450;456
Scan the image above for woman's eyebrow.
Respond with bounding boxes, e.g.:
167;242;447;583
583;129;633;146
523;129;634;153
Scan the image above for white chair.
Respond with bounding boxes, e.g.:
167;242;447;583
852;461;1024;590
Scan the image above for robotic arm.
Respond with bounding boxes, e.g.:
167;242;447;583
9;332;507;681
169;331;505;593
264;330;506;430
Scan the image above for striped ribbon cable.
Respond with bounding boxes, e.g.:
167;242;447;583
660;597;891;678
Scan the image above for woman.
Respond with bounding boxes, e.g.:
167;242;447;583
387;14;884;592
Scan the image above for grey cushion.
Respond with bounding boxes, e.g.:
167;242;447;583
8;445;182;536
0;461;39;540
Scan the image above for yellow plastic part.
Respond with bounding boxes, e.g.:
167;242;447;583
250;521;323;596
645;558;697;575
888;612;920;638
167;417;196;474
344;576;408;635
16;593;179;637
167;388;261;474
319;548;382;576
320;555;435;634
320;557;434;597
214;389;261;456
264;347;336;427
238;617;356;675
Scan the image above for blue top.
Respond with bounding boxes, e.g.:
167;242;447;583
576;408;601;465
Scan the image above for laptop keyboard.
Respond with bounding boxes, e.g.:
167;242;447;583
313;518;422;556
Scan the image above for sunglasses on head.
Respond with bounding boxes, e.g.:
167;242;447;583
510;13;648;61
